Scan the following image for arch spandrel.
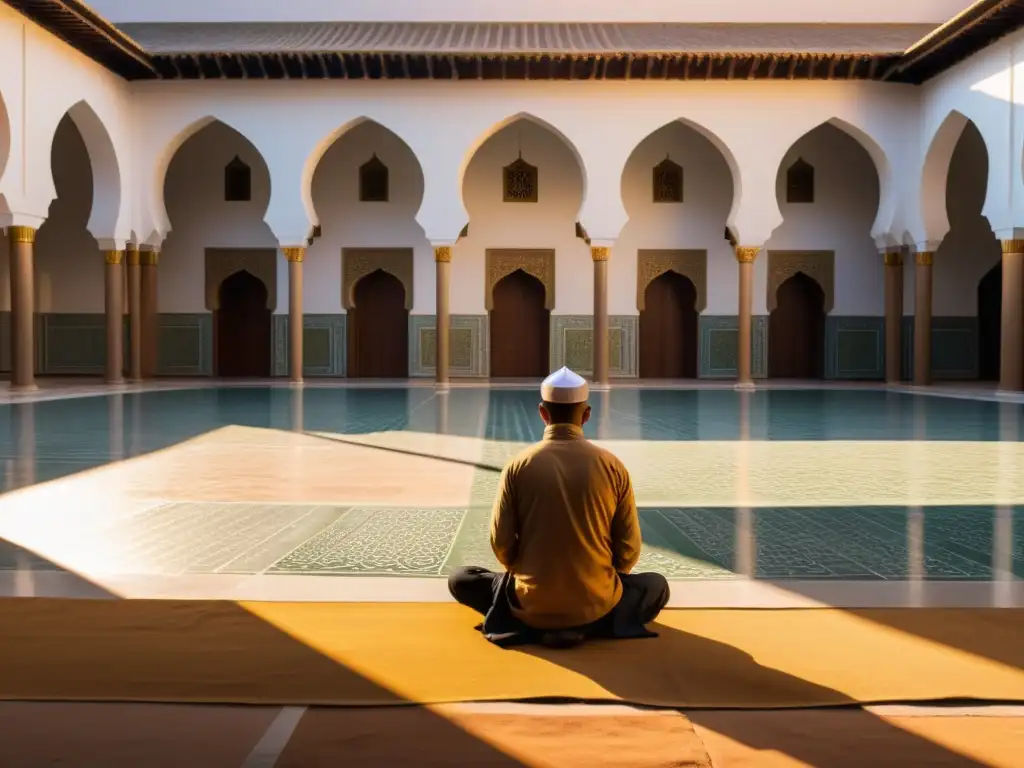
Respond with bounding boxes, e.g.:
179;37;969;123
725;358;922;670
485;249;555;311
342;248;414;311
205;248;277;311
636;250;707;312
767;251;835;314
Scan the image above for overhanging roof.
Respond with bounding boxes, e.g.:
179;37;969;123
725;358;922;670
1;0;1021;84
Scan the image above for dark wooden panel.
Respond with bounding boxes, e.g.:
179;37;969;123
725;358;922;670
639;271;698;379
348;269;409;378
490;269;549;378
214;270;271;377
769;272;825;379
978;261;1001;381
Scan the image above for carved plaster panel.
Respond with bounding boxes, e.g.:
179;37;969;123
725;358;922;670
342;248;414;310
767;250;835;313
637;249;707;312
205;248;277;311
485;249;555;310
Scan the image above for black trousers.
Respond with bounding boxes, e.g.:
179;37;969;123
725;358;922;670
448;566;670;633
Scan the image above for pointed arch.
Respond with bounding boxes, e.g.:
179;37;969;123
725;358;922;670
59;100;124;241
920;110;976;245
0;88;10;205
304;116;424;228
459;112;587;217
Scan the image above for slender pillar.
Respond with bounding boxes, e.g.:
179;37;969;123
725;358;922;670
283;247;305;383
140;249;160;379
8;227;37;391
883;250;904;384
591;246;610;385
126;244;142;382
434;246;452;386
913;250;934;387
103;249;125;384
735;246;760;388
1000;240;1024;392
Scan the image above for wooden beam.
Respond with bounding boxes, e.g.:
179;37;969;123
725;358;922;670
786;56;797;79
747;56;761;80
704;56;713;79
767;56;779;78
726;57;737;79
826;56;837;80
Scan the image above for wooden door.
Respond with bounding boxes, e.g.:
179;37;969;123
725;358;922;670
215;270;271;377
769;272;825;379
490;269;550;378
978;262;1001;381
349;269;409;378
639;271;699;379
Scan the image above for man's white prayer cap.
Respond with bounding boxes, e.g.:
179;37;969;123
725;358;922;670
541;367;589;404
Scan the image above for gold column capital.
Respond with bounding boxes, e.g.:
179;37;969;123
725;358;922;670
735;246;760;264
103;250;123;265
883;251;904;267
8;226;36;245
283;247;305;263
590;246;610;262
126;244;140;266
434;246;452;263
1001;239;1024;256
914;250;934;267
140;250;160;266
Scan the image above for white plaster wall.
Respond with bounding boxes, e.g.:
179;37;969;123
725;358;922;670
88;0;971;24
307;120;432;314
0;3;132;239
764;123;883;316
932;122;1002;316
161;121;278;313
617;121;735;315
454;118;590;315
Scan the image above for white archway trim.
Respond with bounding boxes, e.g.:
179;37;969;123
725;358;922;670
0;88;10;205
920;109;972;246
64;99;125;243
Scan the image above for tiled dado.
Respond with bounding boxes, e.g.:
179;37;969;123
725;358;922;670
901;316;979;381
825;316;885;380
158;314;213;376
549;316;638;378
409;315;489;378
698;315;768;379
273;315;347;377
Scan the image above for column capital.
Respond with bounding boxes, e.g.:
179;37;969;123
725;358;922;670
914;251;934;267
140;250;160;266
104;250;123;265
7;226;36;245
434;246;452;263
126;243;141;266
590;246;610;262
1001;240;1024;256
283;247;305;263
883;251;904;267
735;246;760;264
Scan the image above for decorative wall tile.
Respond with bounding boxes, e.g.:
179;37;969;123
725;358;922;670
901;316;979;381
549;315;638;378
699;315;768;379
273;314;347;377
409;315;488;377
825;316;884;380
37;314;107;374
158;314;213;376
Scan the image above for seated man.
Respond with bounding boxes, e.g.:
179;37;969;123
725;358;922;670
449;367;670;648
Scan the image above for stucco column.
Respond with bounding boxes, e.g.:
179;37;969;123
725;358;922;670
913;251;934;387
735;246;760;388
1000;240;1024;392
591;246;610;385
141;250;160;379
126;244;143;382
103;249;124;384
8;227;37;391
434;246;452;386
883;250;904;384
284;247;305;383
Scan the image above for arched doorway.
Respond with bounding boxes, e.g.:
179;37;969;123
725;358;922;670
769;272;825;379
348;269;409;378
490;269;549;378
978;262;1002;381
215;270;271;377
639;271;699;379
